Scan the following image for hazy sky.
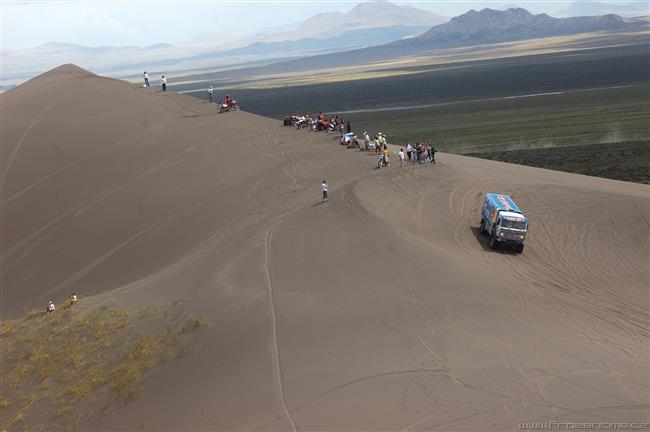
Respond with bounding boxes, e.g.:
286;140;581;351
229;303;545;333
2;0;579;49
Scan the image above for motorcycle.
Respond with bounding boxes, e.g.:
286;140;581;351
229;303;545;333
316;120;335;132
295;116;310;129
377;154;390;169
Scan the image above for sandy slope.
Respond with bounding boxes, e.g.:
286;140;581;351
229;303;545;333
1;65;648;430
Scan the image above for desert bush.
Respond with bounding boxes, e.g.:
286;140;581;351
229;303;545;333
0;300;201;430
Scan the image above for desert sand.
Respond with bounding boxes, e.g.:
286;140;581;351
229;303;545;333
1;65;648;430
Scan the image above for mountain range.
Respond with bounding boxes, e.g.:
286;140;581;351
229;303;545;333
2;3;647;88
403;7;639;46
0;1;444;86
243;6;647;76
276;1;445;40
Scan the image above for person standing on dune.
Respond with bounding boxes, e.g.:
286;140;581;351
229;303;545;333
143;71;150;87
161;75;167;92
399;148;405;167
382;147;390;167
321;180;328;202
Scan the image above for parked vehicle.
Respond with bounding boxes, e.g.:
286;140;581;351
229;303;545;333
479;193;528;253
219;101;239;113
283;115;298;126
295;116;309;129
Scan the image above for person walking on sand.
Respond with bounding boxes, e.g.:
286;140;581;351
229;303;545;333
399;148;405;167
430;144;437;164
208;85;213;103
346;121;351;134
321;180;328;202
46;300;55;314
70;293;78;305
143;71;150;87
406;143;413;161
161;75;167;92
363;131;370;151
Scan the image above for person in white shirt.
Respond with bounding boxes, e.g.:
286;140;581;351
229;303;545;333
70;293;78;305
379;134;387;149
47;300;55;314
161;75;167;92
363;131;370;151
143;71;149;87
321;180;328;202
398;148;405;167
208;86;213;103
406;143;413;161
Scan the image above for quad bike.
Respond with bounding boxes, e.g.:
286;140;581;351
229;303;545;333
219;101;240;113
284;115;299;126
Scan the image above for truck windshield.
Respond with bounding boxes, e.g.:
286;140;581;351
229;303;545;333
501;220;526;230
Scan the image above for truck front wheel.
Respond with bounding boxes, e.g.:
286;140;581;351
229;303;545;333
516;244;524;254
489;232;498;250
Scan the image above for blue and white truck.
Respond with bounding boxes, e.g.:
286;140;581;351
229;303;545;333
479;193;528;253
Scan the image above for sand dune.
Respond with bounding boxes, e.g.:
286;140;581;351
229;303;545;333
1;65;648;430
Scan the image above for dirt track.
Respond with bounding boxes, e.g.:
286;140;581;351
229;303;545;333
1;65;648;430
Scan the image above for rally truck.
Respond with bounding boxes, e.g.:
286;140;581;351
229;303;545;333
479;193;528;253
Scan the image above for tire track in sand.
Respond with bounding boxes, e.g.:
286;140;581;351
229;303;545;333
1;91;71;189
262;225;298;432
37;179;245;297
5;134;143;204
256;368;448;431
417;177;453;237
3;152;189;269
521;292;567;422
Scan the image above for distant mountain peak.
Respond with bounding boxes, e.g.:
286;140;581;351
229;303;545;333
451;7;534;23
409;7;637;46
292;0;446;39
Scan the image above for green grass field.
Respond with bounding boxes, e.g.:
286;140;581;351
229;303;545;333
467;140;650;183
342;84;650;154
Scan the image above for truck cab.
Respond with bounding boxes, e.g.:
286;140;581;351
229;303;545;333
480;193;528;253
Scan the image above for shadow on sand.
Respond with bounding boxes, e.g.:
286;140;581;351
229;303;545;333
469;226;522;255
